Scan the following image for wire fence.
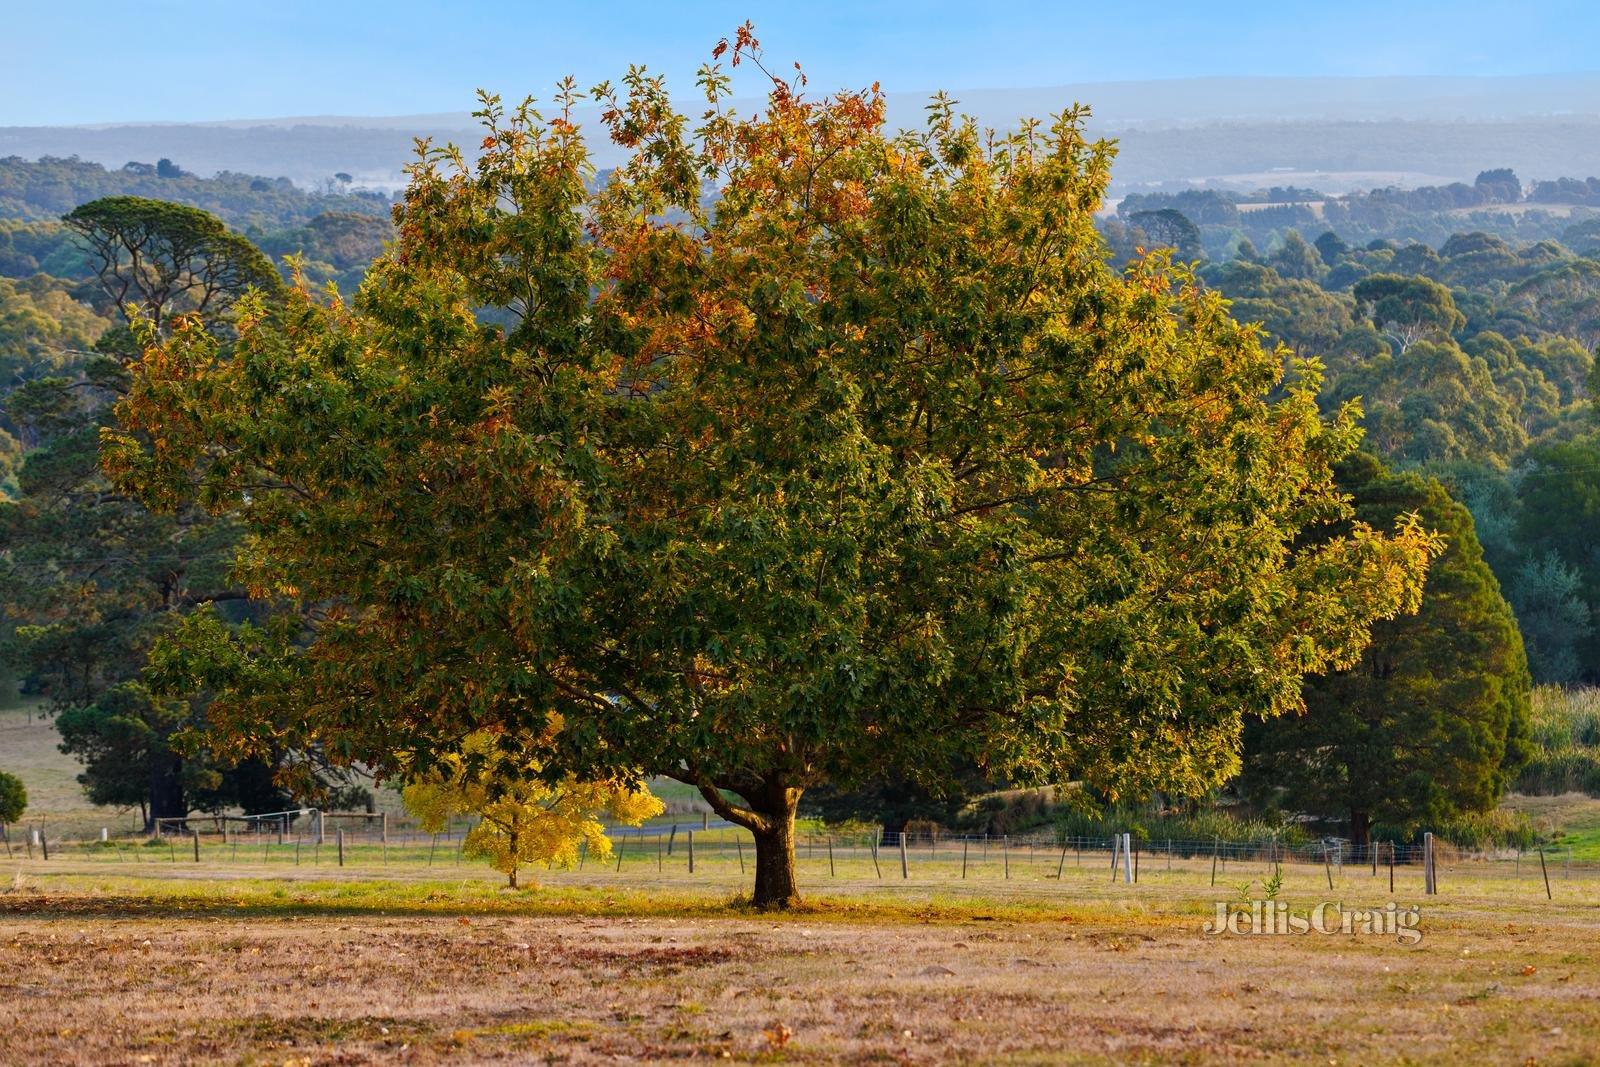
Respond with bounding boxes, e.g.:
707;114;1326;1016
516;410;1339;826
3;816;1593;897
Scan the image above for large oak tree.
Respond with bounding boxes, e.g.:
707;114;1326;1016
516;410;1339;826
108;33;1434;907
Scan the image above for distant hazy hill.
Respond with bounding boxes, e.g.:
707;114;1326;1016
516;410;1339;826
7;74;1600;193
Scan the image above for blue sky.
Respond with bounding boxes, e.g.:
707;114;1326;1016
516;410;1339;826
4;1;1597;126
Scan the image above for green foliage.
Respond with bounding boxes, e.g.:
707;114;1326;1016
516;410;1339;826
255;211;393;293
1509;555;1593;684
1124;208;1202;260
1516;434;1600;675
1352;273;1466;351
0;220;91;279
1326;339;1526;468
1241;454;1532;845
54;682;189;813
1202;225;1599;684
0;769;25;823
1515;686;1600;797
1051;800;1312;849
0;274;109;394
1375;808;1539;850
108;49;1432;910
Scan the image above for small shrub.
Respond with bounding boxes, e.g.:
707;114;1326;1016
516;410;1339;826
0;771;25;825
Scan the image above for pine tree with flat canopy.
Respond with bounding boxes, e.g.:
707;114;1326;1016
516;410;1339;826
108;28;1435;909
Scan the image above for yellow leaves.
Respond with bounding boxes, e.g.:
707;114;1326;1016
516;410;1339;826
402;730;663;885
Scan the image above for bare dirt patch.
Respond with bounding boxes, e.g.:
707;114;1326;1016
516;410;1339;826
3;870;1598;1064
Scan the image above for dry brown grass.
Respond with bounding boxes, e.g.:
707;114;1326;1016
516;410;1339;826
0;697;112;826
2;861;1598;1065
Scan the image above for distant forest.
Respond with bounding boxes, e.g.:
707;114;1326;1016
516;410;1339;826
0;155;394;292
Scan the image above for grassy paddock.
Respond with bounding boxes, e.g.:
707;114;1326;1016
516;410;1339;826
3;857;1599;1064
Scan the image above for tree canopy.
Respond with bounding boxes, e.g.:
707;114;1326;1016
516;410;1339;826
1241;454;1531;848
109;37;1435;907
403;729;663;888
64;196;282;329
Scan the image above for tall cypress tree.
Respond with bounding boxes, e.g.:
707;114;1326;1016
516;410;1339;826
1241;453;1532;851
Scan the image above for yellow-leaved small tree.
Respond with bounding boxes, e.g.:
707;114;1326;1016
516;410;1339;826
403;732;662;888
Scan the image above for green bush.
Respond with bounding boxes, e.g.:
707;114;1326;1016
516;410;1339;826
1375;808;1540;850
1051;801;1312;850
0;770;26;824
1516;751;1600;795
1516;687;1600;797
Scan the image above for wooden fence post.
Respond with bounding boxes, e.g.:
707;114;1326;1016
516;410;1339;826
337;828;344;867
1210;837;1218;887
1002;836;1009;880
687;831;694;874
1539;848;1552;899
193;829;200;864
827;836;835;877
899;832;909;879
963;839;970;880
736;836;745;875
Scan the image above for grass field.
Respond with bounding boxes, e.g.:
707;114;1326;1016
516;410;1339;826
4;853;1600;1065
7;696;1600;1063
1504;793;1600;861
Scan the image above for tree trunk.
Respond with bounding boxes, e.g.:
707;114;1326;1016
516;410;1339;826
147;752;186;832
751;802;800;910
1350;808;1371;861
691;774;803;910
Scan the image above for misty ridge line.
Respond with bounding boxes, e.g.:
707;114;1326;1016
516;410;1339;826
21;72;1600;131
10;74;1600;196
